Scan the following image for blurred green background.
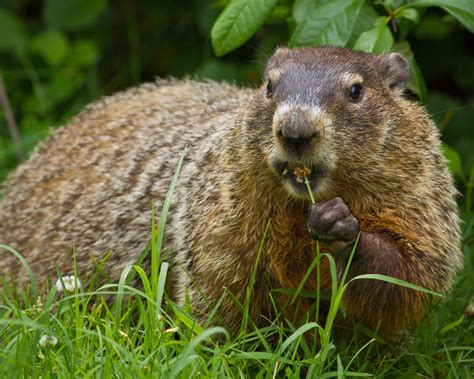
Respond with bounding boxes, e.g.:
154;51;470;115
0;0;473;200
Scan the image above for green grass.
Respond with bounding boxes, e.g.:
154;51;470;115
1;156;473;378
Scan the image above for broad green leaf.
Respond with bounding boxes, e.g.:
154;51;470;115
392;40;427;101
211;0;279;57
410;60;428;102
348;4;380;46
353;17;393;53
396;8;421;23
30;29;70;66
411;0;474;32
381;0;397;12
43;0;107;31
290;0;365;47
0;10;25;51
442;143;465;181
293;0;324;24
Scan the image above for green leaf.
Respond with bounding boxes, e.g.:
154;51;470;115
30;29;70;66
381;0;396;12
391;40;427;101
232;352;277;361
172;305;205;335
211;0;279;57
442;143;465;181
411;0;474;33
0;9;26;51
170;327;229;378
349;274;444;297
440;314;465;335
0;244;37;299
410;58;428;102
337;354;344;379
43;0;107;31
413;353;433;376
353;17;393;53
293;0;323;24
281;322;320;352
396;8;421;23
67;40;99;67
290;0;365;47
348;4;380;46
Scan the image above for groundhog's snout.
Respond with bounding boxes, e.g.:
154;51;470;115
278;119;319;157
273;105;324;158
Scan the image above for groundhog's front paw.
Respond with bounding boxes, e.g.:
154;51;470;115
307;197;360;254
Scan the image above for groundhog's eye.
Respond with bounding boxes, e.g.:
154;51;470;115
266;80;273;98
349;83;363;102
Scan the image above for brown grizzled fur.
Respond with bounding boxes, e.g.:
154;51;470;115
0;46;462;335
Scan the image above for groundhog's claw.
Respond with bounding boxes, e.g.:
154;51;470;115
307;197;359;254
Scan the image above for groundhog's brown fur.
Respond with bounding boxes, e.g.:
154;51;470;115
0;46;462;335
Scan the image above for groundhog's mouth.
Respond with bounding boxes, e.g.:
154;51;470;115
272;160;326;197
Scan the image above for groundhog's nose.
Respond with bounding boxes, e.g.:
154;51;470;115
279;122;319;157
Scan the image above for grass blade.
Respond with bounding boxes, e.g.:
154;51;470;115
0;244;37;299
348;274;443;297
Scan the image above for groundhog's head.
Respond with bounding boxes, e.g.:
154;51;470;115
244;46;411;200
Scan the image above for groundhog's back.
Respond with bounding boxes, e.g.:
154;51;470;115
0;79;252;286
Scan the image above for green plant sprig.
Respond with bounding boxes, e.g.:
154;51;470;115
304;176;316;204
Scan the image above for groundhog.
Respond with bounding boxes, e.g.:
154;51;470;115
0;46;462;335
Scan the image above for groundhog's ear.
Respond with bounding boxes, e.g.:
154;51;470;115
383;52;410;92
265;47;291;74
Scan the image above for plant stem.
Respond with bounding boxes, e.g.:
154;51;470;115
304;176;316;204
0;73;23;161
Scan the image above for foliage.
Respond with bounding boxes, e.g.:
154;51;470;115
212;0;474;52
0;0;227;181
